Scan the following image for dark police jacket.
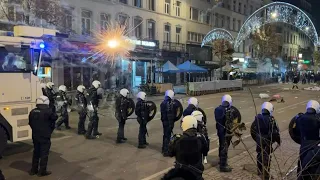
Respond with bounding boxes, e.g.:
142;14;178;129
29;104;58;141
168;128;209;172
135;98;149;123
252;113;280;146
296;112;320;146
87;87;100;111
56;91;70;108
160;96;176;126
115;95;128;120
214;105;241;136
75;91;87;112
42;87;56;107
183;104;197;117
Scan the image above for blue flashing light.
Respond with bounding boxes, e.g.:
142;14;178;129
39;43;45;49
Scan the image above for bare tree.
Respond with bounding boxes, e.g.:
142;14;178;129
212;39;234;78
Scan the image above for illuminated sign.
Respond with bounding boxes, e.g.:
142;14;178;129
129;40;156;47
303;60;310;64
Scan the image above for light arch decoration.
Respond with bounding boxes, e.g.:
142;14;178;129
201;28;234;47
234;1;318;48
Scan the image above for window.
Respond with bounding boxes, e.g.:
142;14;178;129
63;8;73;32
244;5;246;15
221;15;224;28
176;27;181;43
233;18;236;30
200;11;205;23
81;10;92;35
0;47;32;72
190;7;199;21
226;16;230;29
165;0;170;14
118;14;129;31
237;20;241;31
100;13;109;31
238;3;241;13
176;1;181;17
147;20;155;40
134;0;142;7
206;13;211;24
215;13;219;27
119;0;127;4
188;32;192;41
134;17;143;39
233;0;236;11
164;24;171;42
148;0;155;11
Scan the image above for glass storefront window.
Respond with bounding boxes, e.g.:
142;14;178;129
73;67;82;90
83;67;91;88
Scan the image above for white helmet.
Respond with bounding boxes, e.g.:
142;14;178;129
306;100;320;113
137;91;146;100
120;88;129;97
46;82;54;89
222;94;232;107
261;102;274;115
165;90;174;99
36;95;50;105
92;80;101;89
188;97;198;107
58;85;67;92
181;115;198;132
77;85;86;93
191;110;203;122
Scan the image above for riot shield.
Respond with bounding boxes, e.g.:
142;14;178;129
250;122;257;142
231;106;241;124
146;101;157;123
197;107;207;124
174;99;183;122
289;113;303;144
127;98;135;117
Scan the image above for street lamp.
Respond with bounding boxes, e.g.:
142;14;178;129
305;27;309;31
107;40;119;48
271;12;277;18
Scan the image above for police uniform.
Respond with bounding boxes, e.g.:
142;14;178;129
75;85;88;135
160;90;176;156
214;94;241;172
295;100;320;179
42;82;56;113
0;169;4;180
300;145;320;180
29;96;58;177
135;92;149;148
115;89;129;143
162;116;209;180
85;84;102;139
182;97;198;117
252;102;280;179
56;86;71;130
192;110;209;163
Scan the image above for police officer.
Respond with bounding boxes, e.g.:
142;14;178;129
162;115;209;180
28;96;58;177
160;90;176;157
75;85;87;135
115;88;130;143
135;91;149;148
296;100;320;179
300;144;320;180
252;102;280;180
183;97;199;117
56;85;71;130
42;82;56;113
214;94;241;172
192;110;209;164
85;80;103;139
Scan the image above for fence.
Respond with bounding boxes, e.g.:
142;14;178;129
187;80;243;96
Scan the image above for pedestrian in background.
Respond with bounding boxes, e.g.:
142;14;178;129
292;74;299;89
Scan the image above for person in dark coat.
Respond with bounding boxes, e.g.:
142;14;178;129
135;91;149;148
75;85;87;135
42;82;57;113
28;96;58;177
183;97;198;117
292;74;299;89
192;110;209;164
55;85;71;130
115;88;130;143
300;145;320;180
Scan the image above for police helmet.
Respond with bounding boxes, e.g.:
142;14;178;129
58;85;67;92
120;88;129;97
222;94;232;107
306;100;320;113
165;90;174;99
92;80;101;89
36;96;50;105
261;102;274;115
46;82;54;89
77;85;86;93
191;110;203;122
137;91;146;100
188;97;198;107
181;115;197;132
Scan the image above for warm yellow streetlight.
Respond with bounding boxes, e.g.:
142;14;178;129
271;12;277;18
107;40;119;48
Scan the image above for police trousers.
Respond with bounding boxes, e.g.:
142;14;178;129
0;169;4;180
218;135;232;167
256;143;272;179
300;147;320;180
117;118;126;140
138;117;147;145
86;111;99;137
78;110;87;133
31;138;51;173
298;141;318;180
56;107;69;128
162;122;174;154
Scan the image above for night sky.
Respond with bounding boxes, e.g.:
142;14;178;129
308;0;320;31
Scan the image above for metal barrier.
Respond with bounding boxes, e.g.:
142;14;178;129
187;80;243;96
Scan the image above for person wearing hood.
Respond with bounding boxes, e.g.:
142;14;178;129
28;96;58;177
135;91;149;148
162;115;208;180
115;88;130;143
251;102;280;180
183;97;199;117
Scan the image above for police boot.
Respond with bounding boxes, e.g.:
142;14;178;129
219;165;232;172
37;171;52;177
85;122;96;139
116;139;126;143
138;144;146;149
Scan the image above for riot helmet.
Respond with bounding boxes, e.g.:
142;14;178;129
58;85;67;92
165;90;174;99
137;91;146;100
120;88;129;97
261;102;274;115
77;85;86;93
191;110;203;122
181;115;197;132
188;97;198;107
92;80;101;89
46;82;54;89
222;94;232;107
306;100;320;113
36;96;50;105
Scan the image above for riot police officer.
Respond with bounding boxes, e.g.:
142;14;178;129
162;115;209;180
214;94;241;172
56;85;71;130
192;110;209;164
75;85;87;135
252;102;280;180
183;97;198;117
28;96;58;177
42;82;56;113
115;88;130;143
85;80;103;139
160;90;176;157
135;91;149;148
296;100;320;179
300;144;320;180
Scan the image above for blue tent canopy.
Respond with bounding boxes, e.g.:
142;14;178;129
177;61;207;72
156;61;180;73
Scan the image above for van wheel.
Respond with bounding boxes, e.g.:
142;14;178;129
0;126;8;157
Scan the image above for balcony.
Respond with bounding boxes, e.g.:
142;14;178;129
162;41;186;52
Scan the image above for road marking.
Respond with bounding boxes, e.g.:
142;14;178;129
51;135;72;142
290;107;297;110
277;111;285;114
